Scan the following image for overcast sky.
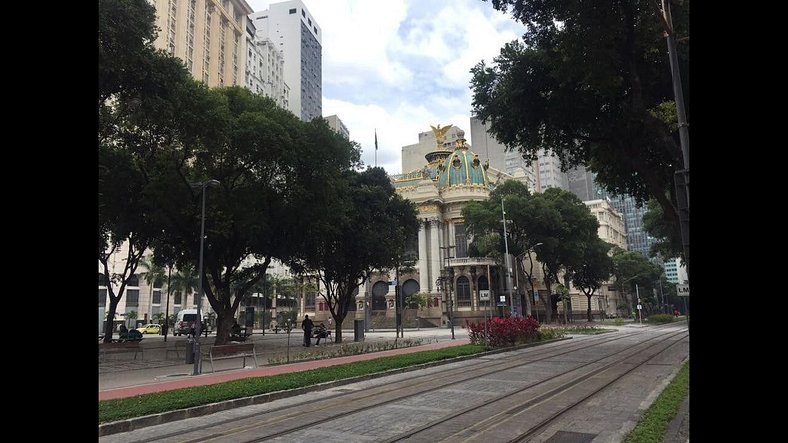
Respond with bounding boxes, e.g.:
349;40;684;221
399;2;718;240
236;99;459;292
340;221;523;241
246;0;525;175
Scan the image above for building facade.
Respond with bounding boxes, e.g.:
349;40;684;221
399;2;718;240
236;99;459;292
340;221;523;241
324;115;349;139
249;0;322;121
151;0;253;88
245;20;289;108
358;126;537;328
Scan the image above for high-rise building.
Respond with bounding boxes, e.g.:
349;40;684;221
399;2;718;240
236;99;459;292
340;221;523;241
469;117;534;191
249;1;322;121
245;19;289;108
401;125;466;174
324;115;349;139
151;0;254;88
609;195;656;259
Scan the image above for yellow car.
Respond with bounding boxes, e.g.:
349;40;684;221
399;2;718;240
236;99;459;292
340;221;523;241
137;324;162;334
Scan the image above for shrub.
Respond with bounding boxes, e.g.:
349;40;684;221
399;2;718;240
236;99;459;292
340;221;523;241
647;314;675;324
465;316;541;347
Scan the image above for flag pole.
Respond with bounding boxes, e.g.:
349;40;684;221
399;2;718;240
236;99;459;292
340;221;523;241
374;129;378;167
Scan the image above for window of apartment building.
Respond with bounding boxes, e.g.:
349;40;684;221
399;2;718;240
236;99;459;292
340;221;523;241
174;293;182;305
98;272;108;287
456;276;471;307
302;10;305;17
308;18;311;26
99;288;107;307
152;278;163;305
126;289;139;307
290;8;296;14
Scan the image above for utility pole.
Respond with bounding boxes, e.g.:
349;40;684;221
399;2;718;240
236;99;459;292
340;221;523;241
660;0;690;280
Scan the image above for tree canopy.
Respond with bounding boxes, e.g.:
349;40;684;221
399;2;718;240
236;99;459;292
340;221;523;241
472;0;689;260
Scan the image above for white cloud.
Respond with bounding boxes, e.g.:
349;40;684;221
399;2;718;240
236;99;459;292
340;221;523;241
245;0;525;175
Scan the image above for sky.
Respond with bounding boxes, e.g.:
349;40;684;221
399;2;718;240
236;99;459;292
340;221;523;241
245;0;526;175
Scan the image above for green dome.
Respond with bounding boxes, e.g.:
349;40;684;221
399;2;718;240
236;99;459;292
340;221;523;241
437;133;489;190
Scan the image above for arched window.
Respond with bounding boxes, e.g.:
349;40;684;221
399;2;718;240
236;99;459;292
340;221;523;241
457;276;471;307
402;279;420;297
372;281;388;310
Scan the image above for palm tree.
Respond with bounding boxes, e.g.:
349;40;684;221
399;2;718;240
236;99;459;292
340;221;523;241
138;255;166;321
170;265;198;311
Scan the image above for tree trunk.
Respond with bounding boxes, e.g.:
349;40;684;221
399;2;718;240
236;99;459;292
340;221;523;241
212;306;237;345
103;300;118;343
586;292;593;322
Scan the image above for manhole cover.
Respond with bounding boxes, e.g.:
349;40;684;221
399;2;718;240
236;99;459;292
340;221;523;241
544;431;597;443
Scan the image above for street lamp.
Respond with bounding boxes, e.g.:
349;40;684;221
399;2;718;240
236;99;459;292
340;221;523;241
191;179;220;375
435;269;455;340
501;200;515;316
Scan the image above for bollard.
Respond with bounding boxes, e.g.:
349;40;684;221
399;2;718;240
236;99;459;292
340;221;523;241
354;319;364;342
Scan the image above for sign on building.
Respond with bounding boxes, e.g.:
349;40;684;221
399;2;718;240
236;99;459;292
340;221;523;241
479;290;490;301
677;284;690;297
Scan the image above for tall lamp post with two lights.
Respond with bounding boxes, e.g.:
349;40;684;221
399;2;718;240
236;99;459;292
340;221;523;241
191;179;220;376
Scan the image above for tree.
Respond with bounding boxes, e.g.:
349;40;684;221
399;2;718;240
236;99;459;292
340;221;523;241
464;181;599;323
155;87;360;345
290;167;419;342
611;250;663;316
170;266;198;310
138;254;166;317
571;239;614;322
98;0;202;343
471;0;689;261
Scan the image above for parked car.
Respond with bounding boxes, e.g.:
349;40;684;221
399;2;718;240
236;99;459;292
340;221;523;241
137;324;161;334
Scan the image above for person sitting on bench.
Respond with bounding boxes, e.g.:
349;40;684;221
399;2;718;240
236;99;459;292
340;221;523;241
314;322;328;345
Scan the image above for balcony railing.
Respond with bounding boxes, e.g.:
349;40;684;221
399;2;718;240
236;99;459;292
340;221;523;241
447;257;497;267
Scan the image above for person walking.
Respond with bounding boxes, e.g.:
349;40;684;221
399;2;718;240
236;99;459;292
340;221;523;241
301;314;314;347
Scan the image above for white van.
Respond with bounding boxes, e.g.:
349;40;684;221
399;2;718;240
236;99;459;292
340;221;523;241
175;309;199;336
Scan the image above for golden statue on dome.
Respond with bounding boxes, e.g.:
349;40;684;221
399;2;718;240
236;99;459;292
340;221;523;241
430;124;453;147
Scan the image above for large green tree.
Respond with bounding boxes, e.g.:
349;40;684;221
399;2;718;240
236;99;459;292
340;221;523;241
464;181;599;323
471;0;689;261
98;0;203;343
289;167;419;342
572;238;614;322
611;249;663;316
154;87;360;345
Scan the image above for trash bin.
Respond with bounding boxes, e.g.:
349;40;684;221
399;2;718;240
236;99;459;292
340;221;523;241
185;337;194;364
354;319;364;342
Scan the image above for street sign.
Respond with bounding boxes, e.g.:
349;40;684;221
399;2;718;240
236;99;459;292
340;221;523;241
637;304;642;310
479;290;490;301
677;284;690;297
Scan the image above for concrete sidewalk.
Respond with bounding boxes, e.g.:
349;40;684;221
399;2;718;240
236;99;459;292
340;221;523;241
99;327;469;400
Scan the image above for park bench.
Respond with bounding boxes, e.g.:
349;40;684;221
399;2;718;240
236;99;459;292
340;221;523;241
313;329;332;344
165;340;191;359
99;341;143;361
200;342;258;373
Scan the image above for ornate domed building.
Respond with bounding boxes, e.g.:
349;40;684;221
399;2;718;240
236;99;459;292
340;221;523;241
359;125;529;328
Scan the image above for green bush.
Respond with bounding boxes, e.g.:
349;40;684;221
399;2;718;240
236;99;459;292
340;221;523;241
647;314;674;324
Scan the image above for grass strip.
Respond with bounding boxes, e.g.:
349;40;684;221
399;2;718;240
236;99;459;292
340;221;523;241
623;360;689;443
99;344;487;424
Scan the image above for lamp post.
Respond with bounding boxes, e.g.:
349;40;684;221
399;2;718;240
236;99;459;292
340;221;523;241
436;270;455;340
439;245;455;339
191;179;220;376
501;200;515;316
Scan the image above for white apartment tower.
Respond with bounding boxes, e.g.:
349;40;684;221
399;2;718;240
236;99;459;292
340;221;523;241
151;0;254;88
245;19;289;108
249;1;322;121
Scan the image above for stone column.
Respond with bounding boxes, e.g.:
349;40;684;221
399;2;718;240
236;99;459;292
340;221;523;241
418;221;429;293
430;220;441;291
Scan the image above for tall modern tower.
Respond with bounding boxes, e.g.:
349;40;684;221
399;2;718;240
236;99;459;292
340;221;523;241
249;1;322;121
